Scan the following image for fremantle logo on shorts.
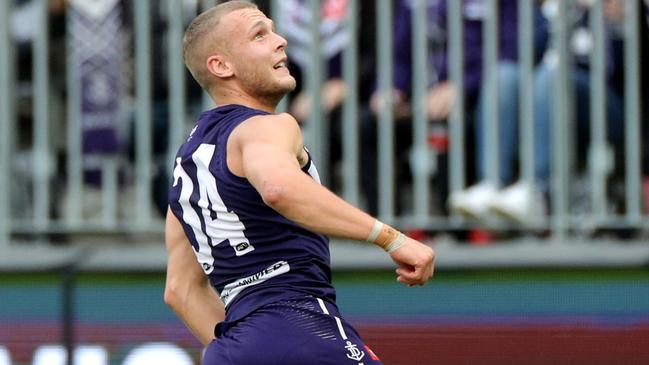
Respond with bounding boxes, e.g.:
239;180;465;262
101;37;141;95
345;341;365;362
219;261;290;307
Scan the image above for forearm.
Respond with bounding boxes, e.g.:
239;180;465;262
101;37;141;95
262;167;376;242
263;167;435;286
165;279;225;346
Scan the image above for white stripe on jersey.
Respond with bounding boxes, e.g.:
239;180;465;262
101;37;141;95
220;261;290;307
192;144;254;256
172;157;215;274
306;160;322;184
302;147;322;183
172;143;256;275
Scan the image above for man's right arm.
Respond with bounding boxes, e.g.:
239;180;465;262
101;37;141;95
164;209;225;345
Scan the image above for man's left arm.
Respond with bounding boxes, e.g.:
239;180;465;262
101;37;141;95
232;114;435;286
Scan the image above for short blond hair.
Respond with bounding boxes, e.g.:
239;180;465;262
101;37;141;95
182;1;257;91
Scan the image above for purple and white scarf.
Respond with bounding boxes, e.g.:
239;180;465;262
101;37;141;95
68;0;125;155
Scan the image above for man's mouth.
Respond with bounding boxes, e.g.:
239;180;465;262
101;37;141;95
273;61;286;69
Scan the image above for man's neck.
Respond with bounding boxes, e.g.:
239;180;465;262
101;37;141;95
210;86;279;114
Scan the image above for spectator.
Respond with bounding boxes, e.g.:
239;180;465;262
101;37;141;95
450;0;626;225
10;0;67;221
362;0;536;217
276;0;376;192
126;0;206;217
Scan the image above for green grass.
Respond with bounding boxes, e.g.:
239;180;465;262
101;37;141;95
2;269;648;321
1;267;648;287
332;268;649;284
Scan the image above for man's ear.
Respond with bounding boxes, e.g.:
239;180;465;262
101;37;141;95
206;54;234;79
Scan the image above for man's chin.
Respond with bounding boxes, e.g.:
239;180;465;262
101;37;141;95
281;75;297;92
274;77;296;96
284;78;297;93
249;76;296;103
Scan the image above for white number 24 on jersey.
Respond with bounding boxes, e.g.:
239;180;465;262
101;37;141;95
172;144;254;273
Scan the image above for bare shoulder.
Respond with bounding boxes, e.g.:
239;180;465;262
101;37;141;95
230;112;303;150
238;113;300;136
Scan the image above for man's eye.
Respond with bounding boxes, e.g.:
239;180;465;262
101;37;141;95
254;33;264;40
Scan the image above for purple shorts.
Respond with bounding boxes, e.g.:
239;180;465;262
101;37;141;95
203;297;383;365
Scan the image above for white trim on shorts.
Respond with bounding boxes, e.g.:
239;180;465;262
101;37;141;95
315;298;348;340
316;298;330;315
334;317;349;340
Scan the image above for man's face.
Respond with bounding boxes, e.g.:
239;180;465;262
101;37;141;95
220;8;296;99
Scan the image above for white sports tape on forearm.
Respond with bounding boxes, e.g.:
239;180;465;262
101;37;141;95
366;220;383;243
384;232;407;253
366;220;406;253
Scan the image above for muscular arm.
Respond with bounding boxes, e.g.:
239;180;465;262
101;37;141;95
229;113;435;286
164;209;225;345
230;113;376;241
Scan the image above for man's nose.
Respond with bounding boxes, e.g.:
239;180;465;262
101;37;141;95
274;33;287;51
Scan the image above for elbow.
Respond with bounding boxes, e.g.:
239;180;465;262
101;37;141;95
164;282;182;310
163;287;174;307
260;182;289;210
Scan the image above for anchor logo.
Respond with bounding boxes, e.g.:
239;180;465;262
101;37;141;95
345;341;365;362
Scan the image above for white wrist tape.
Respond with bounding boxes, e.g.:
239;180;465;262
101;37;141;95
366;220;405;253
366;220;383;243
384;233;407;253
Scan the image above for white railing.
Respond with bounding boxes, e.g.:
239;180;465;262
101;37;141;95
0;0;646;248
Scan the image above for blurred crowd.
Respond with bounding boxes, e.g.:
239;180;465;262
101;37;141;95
273;0;649;238
8;0;649;238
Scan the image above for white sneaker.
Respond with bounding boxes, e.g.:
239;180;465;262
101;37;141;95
448;181;498;219
489;181;547;226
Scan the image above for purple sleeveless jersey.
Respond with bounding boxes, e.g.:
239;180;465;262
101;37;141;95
168;104;336;323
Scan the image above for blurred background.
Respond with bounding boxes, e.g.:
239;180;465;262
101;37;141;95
1;0;649;364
